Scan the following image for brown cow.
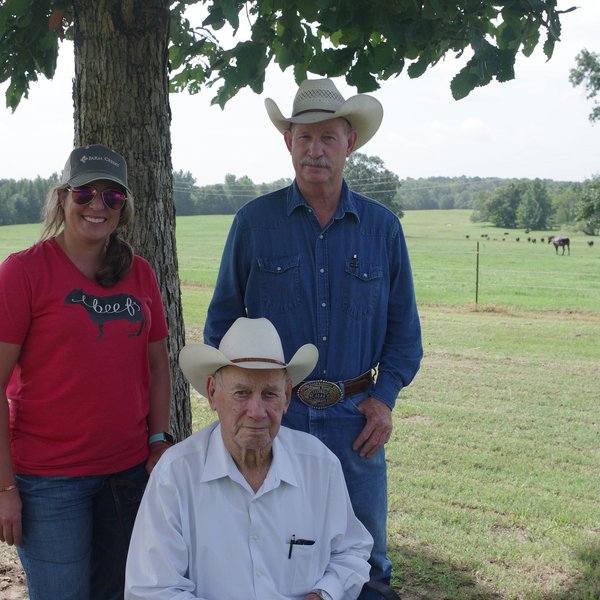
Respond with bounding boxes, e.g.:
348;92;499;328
548;236;570;255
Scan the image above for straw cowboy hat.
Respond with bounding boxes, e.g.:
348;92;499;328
179;317;318;397
265;78;383;150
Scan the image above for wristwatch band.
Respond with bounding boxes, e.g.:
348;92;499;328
148;432;174;445
312;589;333;600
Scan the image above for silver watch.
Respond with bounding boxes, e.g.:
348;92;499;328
312;589;333;600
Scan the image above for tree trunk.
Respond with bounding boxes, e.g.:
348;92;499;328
72;0;191;441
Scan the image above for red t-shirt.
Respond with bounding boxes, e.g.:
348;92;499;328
0;238;169;476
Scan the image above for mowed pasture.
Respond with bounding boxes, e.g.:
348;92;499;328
1;210;599;599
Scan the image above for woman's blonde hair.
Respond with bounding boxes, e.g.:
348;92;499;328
39;184;136;287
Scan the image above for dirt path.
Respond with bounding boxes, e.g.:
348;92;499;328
0;544;28;600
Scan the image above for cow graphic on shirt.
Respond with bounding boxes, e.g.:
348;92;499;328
64;289;145;339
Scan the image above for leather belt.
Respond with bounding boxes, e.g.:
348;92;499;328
293;370;373;409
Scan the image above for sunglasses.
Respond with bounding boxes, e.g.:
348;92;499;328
67;186;127;211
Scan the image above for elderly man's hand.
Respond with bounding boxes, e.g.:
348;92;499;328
352;396;393;458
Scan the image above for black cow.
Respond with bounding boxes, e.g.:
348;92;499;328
548;236;570;255
64;289;145;339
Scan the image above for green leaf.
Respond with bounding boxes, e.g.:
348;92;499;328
169;45;184;69
3;0;32;15
521;26;540;58
407;54;430;79
495;48;516;83
6;77;27;112
202;0;244;31
547;12;561;42
202;8;226;30
347;54;379;92
426;0;446;17
543;37;556;61
366;42;395;72
450;63;484;100
293;62;308;84
309;47;355;77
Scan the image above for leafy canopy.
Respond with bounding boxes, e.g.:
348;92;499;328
344;153;403;216
1;0;577;111
472;179;553;229
569;49;600;123
575;176;600;235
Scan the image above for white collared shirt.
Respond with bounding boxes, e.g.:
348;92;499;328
125;423;373;600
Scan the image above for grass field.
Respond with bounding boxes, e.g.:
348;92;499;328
1;211;599;599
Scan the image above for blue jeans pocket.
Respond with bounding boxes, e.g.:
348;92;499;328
108;467;149;548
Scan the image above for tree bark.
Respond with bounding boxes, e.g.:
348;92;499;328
72;0;191;441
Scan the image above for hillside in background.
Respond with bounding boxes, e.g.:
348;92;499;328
1;172;585;226
397;176;574;210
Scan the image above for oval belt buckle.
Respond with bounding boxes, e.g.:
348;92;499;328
297;380;342;409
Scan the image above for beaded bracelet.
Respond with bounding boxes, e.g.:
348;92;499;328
0;484;17;492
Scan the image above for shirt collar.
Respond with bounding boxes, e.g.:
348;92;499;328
201;424;299;491
286;180;360;223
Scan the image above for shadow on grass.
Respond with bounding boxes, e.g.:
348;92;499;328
388;541;600;600
389;544;502;600
545;541;600;600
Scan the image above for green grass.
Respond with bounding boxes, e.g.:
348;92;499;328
389;307;600;599
0;223;40;257
2;211;599;599
401;210;600;312
4;212;599;318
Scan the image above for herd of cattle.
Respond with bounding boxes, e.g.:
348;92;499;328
464;232;596;255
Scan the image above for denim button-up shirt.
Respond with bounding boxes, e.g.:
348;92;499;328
205;180;423;409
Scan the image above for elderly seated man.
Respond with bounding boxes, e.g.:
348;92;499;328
125;317;373;600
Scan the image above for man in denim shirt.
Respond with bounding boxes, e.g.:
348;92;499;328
205;78;422;600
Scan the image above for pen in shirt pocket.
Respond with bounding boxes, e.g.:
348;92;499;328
288;534;316;558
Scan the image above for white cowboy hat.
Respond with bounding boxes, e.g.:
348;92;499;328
265;78;383;150
179;317;318;397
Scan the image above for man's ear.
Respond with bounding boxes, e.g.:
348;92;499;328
346;129;358;156
206;375;217;410
284;128;293;153
283;378;292;413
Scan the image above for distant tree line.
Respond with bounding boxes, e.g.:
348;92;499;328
0;174;59;226
397;176;507;210
2;155;599;234
471;177;600;234
173;152;404;218
173;171;293;216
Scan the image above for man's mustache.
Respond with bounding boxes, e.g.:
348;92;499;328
301;158;332;168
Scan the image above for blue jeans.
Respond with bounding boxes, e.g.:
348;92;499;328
16;463;148;600
283;394;391;600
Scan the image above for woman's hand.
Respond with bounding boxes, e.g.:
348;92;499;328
0;487;22;546
145;442;171;474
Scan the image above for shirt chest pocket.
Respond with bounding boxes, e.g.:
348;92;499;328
343;262;384;319
257;255;301;313
278;541;321;595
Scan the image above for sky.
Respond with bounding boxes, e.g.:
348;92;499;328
0;1;598;187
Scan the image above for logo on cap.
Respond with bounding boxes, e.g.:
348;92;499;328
79;154;119;167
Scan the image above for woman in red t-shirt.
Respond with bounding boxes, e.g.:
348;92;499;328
0;144;172;599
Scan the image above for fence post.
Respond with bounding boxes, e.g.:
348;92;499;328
475;241;480;305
